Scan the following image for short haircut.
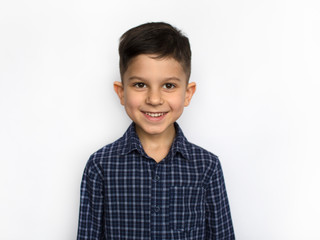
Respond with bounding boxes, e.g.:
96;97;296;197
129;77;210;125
119;22;191;81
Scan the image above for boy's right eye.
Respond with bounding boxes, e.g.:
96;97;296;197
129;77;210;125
133;82;146;88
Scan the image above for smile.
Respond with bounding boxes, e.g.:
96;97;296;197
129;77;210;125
143;112;167;117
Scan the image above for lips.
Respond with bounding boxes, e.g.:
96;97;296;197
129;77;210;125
145;112;165;117
142;111;168;118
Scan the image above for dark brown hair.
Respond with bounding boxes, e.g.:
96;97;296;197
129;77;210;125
119;22;191;81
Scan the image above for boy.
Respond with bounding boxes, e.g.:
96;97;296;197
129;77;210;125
77;22;235;239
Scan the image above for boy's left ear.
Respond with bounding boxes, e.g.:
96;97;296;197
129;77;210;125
184;82;196;106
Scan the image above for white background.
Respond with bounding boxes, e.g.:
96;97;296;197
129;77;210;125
1;0;320;239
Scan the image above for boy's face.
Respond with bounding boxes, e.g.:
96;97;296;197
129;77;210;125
114;54;196;139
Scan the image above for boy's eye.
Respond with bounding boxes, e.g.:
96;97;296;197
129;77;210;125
163;83;175;89
133;82;146;88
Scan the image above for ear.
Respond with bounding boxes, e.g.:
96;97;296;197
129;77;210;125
184;82;196;106
113;81;125;105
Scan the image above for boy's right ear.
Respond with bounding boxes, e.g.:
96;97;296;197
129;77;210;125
113;81;125;105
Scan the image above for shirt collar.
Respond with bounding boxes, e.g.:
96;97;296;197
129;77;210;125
170;122;190;160
120;122;190;160
120;122;144;156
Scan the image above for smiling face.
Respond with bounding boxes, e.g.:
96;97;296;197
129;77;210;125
114;54;196;140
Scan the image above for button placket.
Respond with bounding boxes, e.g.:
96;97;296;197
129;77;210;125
150;163;163;239
151;165;161;215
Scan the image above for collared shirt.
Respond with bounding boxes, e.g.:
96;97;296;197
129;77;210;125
77;122;235;240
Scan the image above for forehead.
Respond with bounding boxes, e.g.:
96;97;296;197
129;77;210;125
123;54;187;83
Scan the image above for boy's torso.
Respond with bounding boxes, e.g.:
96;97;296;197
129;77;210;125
83;122;220;239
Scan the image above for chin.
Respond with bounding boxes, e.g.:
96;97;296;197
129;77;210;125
143;126;166;134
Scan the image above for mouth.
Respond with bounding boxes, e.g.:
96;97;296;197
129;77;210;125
142;111;168;119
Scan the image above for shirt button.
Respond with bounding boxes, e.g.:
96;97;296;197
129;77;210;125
153;175;160;182
153;205;160;213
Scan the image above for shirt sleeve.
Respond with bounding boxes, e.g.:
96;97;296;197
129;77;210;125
77;157;105;240
205;159;235;239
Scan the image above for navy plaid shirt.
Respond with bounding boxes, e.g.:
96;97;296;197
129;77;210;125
77;122;235;239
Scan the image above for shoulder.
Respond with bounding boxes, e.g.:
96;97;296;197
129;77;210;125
181;139;224;184
91;136;125;161
186;141;220;167
83;136;125;176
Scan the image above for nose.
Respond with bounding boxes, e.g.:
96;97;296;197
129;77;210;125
146;89;164;105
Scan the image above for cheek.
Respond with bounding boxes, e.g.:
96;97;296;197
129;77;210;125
124;92;143;109
169;93;186;110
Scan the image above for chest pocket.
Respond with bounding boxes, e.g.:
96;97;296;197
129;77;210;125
170;186;205;231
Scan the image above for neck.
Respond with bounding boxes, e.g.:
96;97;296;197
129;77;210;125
135;124;176;162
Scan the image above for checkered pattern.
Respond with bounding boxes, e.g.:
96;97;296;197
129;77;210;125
77;122;235;239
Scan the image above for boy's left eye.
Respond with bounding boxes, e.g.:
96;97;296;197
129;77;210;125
163;83;175;89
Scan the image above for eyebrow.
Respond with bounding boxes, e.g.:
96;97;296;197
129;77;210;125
127;76;181;81
127;76;146;81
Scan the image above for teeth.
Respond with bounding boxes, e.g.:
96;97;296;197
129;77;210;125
145;112;165;117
